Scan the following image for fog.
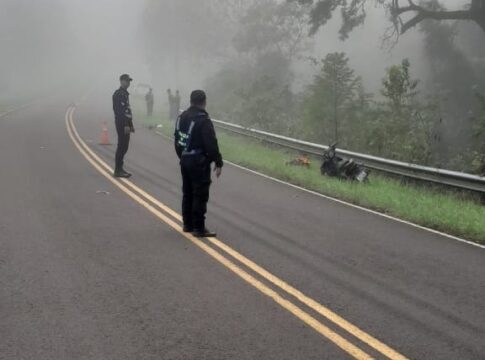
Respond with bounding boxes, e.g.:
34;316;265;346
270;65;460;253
1;0;483;171
0;0;478;97
0;0;148;98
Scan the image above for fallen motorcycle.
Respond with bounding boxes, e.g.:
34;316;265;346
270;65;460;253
321;143;369;182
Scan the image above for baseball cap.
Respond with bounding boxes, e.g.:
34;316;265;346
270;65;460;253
120;74;133;82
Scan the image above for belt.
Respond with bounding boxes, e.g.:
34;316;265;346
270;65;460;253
181;149;204;156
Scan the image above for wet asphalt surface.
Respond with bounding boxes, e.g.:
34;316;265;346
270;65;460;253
1;94;484;359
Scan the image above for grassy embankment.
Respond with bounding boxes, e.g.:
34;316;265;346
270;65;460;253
135;105;485;244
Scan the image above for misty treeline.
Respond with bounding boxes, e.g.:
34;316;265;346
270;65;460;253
144;0;484;174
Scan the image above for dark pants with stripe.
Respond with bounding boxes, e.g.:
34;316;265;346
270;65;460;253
115;119;130;172
180;154;211;230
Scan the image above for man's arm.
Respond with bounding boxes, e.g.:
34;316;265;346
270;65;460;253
201;118;223;168
125;96;134;130
174;140;183;159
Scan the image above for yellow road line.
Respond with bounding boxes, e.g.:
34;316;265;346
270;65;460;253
206;237;408;360
65;107;374;360
67;114;182;222
67;106;408;360
68;107;408;360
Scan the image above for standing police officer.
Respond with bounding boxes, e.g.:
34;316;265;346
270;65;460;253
113;74;135;178
175;90;223;238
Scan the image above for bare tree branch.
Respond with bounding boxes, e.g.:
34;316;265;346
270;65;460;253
391;0;481;35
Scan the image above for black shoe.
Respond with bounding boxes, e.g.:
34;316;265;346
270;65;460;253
183;225;193;233
113;170;132;178
193;228;217;238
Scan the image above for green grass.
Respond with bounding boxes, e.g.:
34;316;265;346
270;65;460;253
135;106;485;244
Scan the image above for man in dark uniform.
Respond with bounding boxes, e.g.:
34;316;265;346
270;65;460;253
167;89;175;121
145;88;154;117
112;74;135;178
174;90;181;118
174;90;223;238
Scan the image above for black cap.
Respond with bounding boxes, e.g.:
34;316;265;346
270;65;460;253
190;90;206;105
120;74;133;82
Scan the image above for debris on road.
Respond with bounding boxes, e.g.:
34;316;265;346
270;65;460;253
286;155;311;168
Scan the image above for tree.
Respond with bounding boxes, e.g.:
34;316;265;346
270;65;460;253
233;0;311;60
420;13;480;161
291;0;485;39
381;59;418;113
302;52;361;144
323;53;361;142
206;0;310;132
142;0;258;88
471;92;485;174
377;59;436;163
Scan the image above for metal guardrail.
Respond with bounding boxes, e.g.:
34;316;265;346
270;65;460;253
212;118;485;193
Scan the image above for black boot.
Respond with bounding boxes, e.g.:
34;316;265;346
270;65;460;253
114;169;132;178
183;224;194;233
193;228;217;238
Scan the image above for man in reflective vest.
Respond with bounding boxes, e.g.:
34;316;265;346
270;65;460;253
174;90;223;238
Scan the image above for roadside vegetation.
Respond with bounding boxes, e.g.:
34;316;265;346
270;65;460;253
137;0;485;243
133;101;485;245
143;1;485;176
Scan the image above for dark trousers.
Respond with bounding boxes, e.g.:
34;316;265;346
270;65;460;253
115;119;130;172
180;155;211;230
147;102;153;117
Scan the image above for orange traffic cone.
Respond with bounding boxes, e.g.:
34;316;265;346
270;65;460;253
100;121;111;145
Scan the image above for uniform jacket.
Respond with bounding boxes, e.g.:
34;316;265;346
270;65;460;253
174;106;223;168
112;87;133;127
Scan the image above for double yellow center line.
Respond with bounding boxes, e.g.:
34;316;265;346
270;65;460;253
65;106;408;360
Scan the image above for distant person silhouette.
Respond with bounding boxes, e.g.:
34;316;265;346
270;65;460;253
167;89;176;121
145;88;154;117
174;90;181;119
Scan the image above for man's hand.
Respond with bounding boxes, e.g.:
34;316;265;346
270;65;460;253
130;126;135;133
124;126;131;135
214;167;222;178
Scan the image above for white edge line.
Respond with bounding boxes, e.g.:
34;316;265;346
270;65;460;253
155;130;485;250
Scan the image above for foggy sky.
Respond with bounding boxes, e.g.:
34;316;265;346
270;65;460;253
0;0;479;98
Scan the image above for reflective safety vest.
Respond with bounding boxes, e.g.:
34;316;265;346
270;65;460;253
175;117;201;156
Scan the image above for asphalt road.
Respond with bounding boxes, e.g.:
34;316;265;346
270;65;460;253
1;94;484;360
